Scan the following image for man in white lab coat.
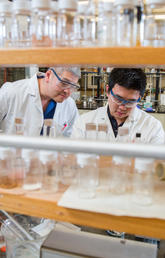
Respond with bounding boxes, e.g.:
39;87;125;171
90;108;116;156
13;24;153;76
0;67;81;137
72;68;164;144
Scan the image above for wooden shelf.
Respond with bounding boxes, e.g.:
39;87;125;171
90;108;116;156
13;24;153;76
0;47;165;67
0;189;165;240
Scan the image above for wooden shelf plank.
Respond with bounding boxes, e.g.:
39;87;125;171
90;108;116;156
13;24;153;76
0;47;165;67
0;191;165;240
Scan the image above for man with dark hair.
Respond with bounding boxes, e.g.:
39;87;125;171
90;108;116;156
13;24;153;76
72;68;164;144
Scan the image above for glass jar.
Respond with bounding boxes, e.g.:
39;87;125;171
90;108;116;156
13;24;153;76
57;0;78;47
59;152;77;185
132;158;154;205
0;1;12;48
21;149;43;191
83;0;97;46
31;0;52;47
114;0;136;46
12;0;32;47
110;155;132;194
97;1;115;46
85;123;97;140
39;150;59;192
73;1;88;46
49;1;58;47
77;153;99;199
143;0;165;46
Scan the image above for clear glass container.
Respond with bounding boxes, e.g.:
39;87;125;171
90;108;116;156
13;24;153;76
21;149;43;191
0;1;12;48
12;0;31;48
0;148;18;189
85;122;97;140
97;1;115;46
132;158;154;205
114;0;136;46
1;214;55;258
143;0;165;46
59;152;77;185
97;123;108;141
73;1;88;46
49;1;58;47
83;0;97;46
15;118;24;135
31;0;52;47
110;155;131;194
39;150;59;192
57;0;78;47
77;153;99;199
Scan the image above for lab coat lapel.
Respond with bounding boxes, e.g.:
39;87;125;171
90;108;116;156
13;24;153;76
27;73;43;115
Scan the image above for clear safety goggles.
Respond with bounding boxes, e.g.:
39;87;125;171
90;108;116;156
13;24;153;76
110;89;140;108
50;68;80;92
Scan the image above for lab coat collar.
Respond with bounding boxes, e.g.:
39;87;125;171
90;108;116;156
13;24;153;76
27;73;43;115
27;72;45;97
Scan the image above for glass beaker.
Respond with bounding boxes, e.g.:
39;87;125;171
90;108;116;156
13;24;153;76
1;214;55;258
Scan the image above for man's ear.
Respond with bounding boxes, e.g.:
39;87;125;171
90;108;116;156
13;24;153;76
106;84;109;95
45;70;52;82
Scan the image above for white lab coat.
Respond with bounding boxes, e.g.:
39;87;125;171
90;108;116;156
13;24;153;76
72;105;165;144
0;73;79;137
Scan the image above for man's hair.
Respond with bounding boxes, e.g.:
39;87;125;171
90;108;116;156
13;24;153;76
51;66;81;78
108;68;146;97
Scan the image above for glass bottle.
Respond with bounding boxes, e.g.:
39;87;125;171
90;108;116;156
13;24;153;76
110;127;132;193
31;0;52;47
97;124;108;141
85;122;97;140
114;0;137;46
59;152;77;185
49;0;58;47
77;153;99;199
21;149;43;190
0;147;18;189
110;155;131;194
43;119;56;137
0;1;12;48
132;158;154;205
97;0;115;46
39;150;59;193
73;1;88;46
134;0;144;46
57;0;78;47
83;0;97;46
143;0;165;47
15;118;24;135
12;0;31;48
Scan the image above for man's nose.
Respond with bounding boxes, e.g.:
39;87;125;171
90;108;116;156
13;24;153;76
119;103;127;110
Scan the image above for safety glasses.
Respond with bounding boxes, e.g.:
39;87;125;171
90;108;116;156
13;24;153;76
110;89;140;108
50;68;80;91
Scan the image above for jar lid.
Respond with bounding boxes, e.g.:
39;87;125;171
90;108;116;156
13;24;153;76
134;158;154;172
146;0;165;4
51;1;58;12
22;149;34;161
13;0;31;11
58;0;78;10
78;2;88;14
0;1;12;13
112;155;128;165
98;2;113;12
39;150;53;164
114;0;134;7
32;0;51;9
